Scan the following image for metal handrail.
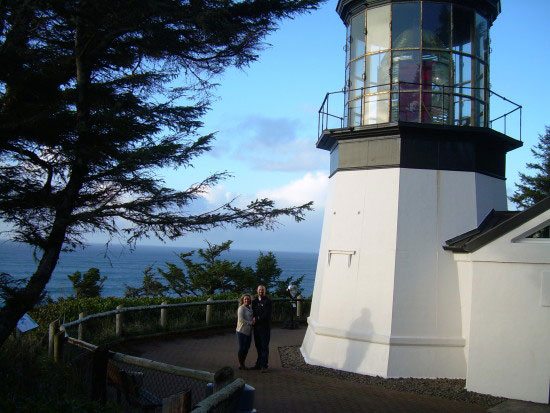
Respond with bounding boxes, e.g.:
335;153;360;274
318;82;522;141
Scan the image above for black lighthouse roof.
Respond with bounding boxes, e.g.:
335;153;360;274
336;0;501;24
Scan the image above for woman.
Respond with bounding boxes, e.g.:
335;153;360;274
236;293;254;370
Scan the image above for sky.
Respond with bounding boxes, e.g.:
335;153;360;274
139;0;548;253
6;0;549;254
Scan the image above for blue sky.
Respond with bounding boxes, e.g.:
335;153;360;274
146;0;549;253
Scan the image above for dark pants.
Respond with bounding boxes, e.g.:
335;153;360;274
236;332;251;359
253;325;271;368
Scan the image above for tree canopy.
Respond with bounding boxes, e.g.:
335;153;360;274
0;0;319;345
68;267;106;299
125;240;304;298
510;126;550;209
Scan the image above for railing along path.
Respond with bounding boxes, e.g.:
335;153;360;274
49;297;306;412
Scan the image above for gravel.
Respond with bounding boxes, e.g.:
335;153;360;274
278;345;506;409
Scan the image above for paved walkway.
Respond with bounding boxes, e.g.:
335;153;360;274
124;327;499;413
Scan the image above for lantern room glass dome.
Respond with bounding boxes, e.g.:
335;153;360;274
344;1;490;127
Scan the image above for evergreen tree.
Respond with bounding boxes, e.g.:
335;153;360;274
254;251;282;290
0;0;318;345
159;240;251;296
510;127;550;209
68;267;106;298
125;266;168;298
253;251;303;296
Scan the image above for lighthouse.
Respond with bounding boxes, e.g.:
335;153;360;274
301;0;522;378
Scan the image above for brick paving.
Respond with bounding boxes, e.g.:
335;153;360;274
125;327;488;413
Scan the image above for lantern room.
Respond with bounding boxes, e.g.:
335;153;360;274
340;0;499;128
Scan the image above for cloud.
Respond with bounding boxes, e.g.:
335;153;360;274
201;184;236;205
219;115;327;172
257;171;328;208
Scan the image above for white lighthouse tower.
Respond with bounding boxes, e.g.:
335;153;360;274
301;0;522;378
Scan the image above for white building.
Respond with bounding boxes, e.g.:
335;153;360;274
447;198;550;403
301;0;550;404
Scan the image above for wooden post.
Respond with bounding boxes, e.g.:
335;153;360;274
296;295;303;318
160;301;168;329
78;312;85;340
205;297;213;325
162;390;191;413
115;304;123;337
213;367;234;393
91;346;109;405
53;330;65;363
49;320;59;358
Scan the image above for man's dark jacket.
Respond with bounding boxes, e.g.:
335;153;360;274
252;296;272;327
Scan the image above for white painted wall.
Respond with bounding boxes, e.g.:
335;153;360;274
475;173;508;223
455;209;550;403
388;170;508;377
302;168;400;376
302;166;511;379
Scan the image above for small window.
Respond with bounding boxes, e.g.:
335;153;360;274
526;225;550;239
513;222;550;243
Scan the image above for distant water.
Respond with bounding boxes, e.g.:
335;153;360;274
0;241;318;299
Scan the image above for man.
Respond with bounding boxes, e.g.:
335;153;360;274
251;284;272;371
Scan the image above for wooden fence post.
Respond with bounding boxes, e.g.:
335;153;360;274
160;301;168;329
205;297;213;325
213;367;234;393
116;304;124;337
91;346;109;405
53;328;65;363
78;312;85;340
162;390;191;413
296;295;302;318
49;320;59;358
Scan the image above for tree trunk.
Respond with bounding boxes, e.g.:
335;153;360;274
0;6;92;347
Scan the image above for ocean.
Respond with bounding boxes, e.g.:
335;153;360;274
0;241;318;299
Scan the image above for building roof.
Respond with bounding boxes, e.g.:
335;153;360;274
444;197;550;253
336;0;501;25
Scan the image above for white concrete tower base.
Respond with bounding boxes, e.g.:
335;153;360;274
301;167;507;378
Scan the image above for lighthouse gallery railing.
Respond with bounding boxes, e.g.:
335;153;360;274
318;82;522;141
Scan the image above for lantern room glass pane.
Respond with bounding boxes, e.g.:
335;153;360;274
348;98;362;126
395;92;421;122
452;5;473;55
422;91;449;124
349;58;364;99
345;24;351;64
473;59;485;92
366;5;390;53
422;2;451;49
392;3;420;49
364;93;390;124
453;53;471;90
422;51;451;87
350;11;365;61
473;59;486;126
474;13;488;60
366;52;390;92
392;50;421;89
474;99;485;127
454;97;472;126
